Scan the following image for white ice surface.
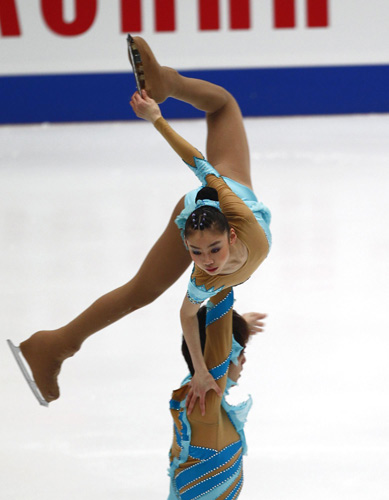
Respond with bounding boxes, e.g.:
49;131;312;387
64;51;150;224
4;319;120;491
1;114;389;499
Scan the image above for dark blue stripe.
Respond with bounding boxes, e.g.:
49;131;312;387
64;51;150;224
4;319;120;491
176;440;241;491
209;353;230;380
1;64;389;124
170;399;181;411
181;453;242;500
206;290;234;327
188;445;217;461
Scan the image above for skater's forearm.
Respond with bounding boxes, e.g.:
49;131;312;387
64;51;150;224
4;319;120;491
154;117;203;167
131;90;202;166
180;296;223;416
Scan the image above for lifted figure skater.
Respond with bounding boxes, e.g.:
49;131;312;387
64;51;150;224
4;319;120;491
8;36;271;409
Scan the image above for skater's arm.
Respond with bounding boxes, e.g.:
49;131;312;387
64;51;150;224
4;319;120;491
205;175;255;222
180;296;222;416
154;117;204;166
189;288;234;423
205;174;270;259
130;90;203;166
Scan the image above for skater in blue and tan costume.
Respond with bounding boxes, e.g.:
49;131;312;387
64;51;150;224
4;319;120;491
131;85;271;413
11;37;271;409
168;289;257;500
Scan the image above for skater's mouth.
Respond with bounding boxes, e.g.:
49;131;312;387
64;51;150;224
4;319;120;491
206;267;218;273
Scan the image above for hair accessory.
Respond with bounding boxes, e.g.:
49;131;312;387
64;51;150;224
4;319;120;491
198;211;207;230
195;199;221;211
174;198;222;241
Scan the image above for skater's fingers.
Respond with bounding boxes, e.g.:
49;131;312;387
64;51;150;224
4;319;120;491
134;93;144;105
199;393;206;416
130;91;140;102
248;312;267;320
214;383;223;399
186;392;197;416
141;89;157;106
141;89;153;101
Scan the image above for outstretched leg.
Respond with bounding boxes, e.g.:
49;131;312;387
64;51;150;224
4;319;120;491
19;197;191;402
133;37;252;189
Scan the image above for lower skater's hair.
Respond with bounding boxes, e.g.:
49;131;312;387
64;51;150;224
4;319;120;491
181;307;250;376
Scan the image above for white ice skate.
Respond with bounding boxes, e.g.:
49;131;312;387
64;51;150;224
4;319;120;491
6;339;49;407
126;34;145;94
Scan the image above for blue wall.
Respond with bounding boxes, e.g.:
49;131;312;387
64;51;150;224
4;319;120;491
1;64;389;125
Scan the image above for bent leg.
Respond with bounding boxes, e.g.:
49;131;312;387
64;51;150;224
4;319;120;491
133;37;252;189
20;197;191;402
172;78;252;188
204;91;252;189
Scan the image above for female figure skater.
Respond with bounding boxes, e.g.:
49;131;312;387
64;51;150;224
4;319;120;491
168;290;263;499
8;37;271;408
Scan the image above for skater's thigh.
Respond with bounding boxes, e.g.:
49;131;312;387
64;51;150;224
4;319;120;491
206;93;252;189
130;196;191;304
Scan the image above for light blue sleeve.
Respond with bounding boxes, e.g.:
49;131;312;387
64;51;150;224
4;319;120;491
185;156;221;186
186;277;225;304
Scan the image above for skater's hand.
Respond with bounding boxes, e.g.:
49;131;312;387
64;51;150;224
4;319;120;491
186;369;222;416
242;312;267;335
130;89;162;123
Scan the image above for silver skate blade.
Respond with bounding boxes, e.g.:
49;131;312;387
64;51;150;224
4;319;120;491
126;34;145;94
6;339;49;407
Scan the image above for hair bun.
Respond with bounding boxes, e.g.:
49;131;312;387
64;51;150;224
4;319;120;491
195;187;219;203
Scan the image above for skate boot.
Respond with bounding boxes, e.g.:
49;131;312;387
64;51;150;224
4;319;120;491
7;331;78;405
126;34;178;104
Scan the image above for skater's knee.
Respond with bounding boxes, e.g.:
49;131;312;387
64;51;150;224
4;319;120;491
124;278;163;310
207;87;237;116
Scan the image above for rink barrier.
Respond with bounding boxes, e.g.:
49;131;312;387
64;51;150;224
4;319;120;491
1;64;389;124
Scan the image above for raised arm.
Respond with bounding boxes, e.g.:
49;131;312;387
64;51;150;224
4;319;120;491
205;174;256;222
130;90;203;166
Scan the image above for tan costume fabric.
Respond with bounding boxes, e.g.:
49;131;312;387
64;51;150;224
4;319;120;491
154;117;269;298
168;288;244;499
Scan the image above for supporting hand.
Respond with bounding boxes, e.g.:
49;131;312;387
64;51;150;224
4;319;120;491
241;312;267;335
186;370;223;416
129;89;162;123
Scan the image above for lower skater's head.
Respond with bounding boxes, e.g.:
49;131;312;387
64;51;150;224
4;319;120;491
182;306;251;383
184;187;237;276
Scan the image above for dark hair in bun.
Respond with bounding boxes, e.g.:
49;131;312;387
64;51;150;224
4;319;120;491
184;187;230;238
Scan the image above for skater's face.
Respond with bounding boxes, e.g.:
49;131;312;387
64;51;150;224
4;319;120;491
186;228;235;275
228;352;246;382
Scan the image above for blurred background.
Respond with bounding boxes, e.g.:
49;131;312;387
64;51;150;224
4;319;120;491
1;0;388;123
1;1;389;499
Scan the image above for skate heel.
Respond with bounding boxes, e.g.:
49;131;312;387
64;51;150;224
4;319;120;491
6;339;49;407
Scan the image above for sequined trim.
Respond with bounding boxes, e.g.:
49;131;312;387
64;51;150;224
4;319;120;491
186;291;204;305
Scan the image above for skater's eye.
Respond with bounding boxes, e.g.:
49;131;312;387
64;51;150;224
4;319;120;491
211;248;220;254
192;250;201;255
